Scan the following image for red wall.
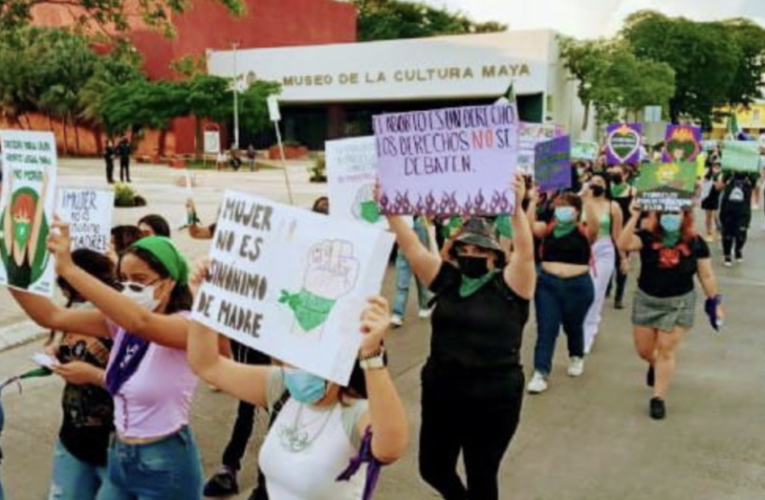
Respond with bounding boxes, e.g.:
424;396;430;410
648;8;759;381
28;0;357;155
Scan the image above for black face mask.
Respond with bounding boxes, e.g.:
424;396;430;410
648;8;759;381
591;185;606;197
611;174;624;184
457;255;489;279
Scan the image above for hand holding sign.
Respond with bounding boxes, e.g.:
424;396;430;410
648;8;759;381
359;296;392;356
47;217;73;276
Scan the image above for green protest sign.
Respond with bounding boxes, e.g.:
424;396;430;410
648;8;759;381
571;141;599;161
636;162;696;212
721;141;760;172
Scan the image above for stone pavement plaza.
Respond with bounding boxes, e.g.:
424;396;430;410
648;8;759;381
1;159;764;500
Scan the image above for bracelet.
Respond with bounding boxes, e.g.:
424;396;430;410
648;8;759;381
359;344;384;361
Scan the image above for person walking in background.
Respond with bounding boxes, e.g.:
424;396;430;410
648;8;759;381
719;171;753;266
700;161;725;243
117;138;131;183
391;216;434;327
104;140;116;184
608;165;637;310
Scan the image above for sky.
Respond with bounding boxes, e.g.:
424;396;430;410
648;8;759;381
419;0;765;38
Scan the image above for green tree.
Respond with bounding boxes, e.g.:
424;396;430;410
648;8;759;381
0;0;246;38
560;37;675;129
720;18;765;108
238;80;282;136
354;0;506;41
622;11;743;127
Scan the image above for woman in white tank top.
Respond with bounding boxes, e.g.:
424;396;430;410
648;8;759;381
187;292;409;500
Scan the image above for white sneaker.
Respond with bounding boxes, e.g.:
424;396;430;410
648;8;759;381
736;256;744;263
568;357;585;377
418;307;434;319
390;314;404;328
527;372;548;394
724;260;733;268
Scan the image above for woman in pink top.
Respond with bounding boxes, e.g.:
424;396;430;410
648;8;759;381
10;221;203;500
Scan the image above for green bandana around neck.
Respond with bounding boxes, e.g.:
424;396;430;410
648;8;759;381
279;289;337;331
661;231;681;248
459;271;499;298
130;236;189;285
611;183;628;197
13;221;32;249
553;221;577;239
359;200;381;223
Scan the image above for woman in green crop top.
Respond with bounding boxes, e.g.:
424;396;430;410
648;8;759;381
581;173;623;354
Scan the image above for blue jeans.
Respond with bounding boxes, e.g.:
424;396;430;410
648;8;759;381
104;426;203;500
393;219;432;317
49;440;124;500
533;271;595;375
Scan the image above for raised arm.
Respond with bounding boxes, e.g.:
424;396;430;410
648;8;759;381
355;297;409;464
505;174;536;300
48;219;190;350
187;319;271;407
387;216;441;287
617;200;643;252
10;288;110;338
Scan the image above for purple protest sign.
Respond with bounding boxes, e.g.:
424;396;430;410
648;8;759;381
373;104;519;216
606;123;643;165
535;136;571;192
662;124;702;163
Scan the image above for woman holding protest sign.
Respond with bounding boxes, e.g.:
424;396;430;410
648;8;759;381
527;191;598;394
187;282;409;500
9;223;205;499
580;173;623;353
382;174;535;500
618;202;722;419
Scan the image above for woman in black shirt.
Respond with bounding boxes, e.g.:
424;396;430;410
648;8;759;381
385;175;536;500
618;204;722;420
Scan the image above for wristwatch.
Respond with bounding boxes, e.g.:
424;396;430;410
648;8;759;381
359;345;386;371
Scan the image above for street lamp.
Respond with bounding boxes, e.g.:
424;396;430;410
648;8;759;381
232;41;240;149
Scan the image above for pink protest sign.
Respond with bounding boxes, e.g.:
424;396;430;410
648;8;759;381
373;104;519;216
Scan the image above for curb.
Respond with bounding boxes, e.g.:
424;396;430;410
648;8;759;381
0;321;47;353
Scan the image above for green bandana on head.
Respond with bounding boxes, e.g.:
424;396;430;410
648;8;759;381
130;236;189;285
279;289;337;332
459;271;499;298
359;200;381;224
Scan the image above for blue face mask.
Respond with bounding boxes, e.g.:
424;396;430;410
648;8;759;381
554;206;576;224
283;369;327;404
660;214;682;232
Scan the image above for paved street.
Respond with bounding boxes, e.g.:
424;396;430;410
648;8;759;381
1;160;765;500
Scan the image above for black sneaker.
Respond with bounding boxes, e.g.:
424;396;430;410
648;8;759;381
649;397;666;420
646;365;655;388
203;469;239;497
614;300;624;310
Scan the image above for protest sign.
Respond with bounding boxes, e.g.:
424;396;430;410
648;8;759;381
373;104;519;216
326;136;386;228
662;124;702;163
203;131;220;154
571;141;599;161
518;122;565;174
191;190;395;385
535;136;571;192
606;123;643;165
635;162;696;212
0;130;57;296
56;188;114;253
721;141;760;172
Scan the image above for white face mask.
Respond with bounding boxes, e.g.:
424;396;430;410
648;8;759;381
120;281;160;311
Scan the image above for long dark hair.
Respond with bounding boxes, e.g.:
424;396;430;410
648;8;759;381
590;172;612;200
120;247;193;314
137;214;171;237
111;225;142;254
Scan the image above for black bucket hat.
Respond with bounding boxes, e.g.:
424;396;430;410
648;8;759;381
454;217;502;252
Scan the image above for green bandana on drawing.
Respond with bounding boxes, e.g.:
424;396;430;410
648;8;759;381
279;289;337;332
13;221;31;249
359;200;381;224
459;271;499;298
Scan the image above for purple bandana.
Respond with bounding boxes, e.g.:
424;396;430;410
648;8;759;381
336;426;383;500
105;332;150;396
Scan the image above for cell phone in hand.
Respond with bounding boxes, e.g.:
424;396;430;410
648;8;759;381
31;353;59;369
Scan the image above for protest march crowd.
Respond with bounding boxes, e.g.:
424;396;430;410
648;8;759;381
0;102;759;500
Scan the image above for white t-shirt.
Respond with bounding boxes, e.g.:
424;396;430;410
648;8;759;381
259;369;369;500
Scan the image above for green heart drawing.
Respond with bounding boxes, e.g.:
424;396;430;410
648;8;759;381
359;200;381;224
609;128;640;163
666;139;698;161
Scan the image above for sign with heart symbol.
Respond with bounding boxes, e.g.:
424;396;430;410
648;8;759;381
606;123;643;165
662;124;701;163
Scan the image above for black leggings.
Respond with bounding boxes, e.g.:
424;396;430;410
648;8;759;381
721;214;749;259
419;372;524;500
607;252;628;303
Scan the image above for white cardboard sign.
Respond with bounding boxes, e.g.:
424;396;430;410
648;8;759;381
56;188;114;253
